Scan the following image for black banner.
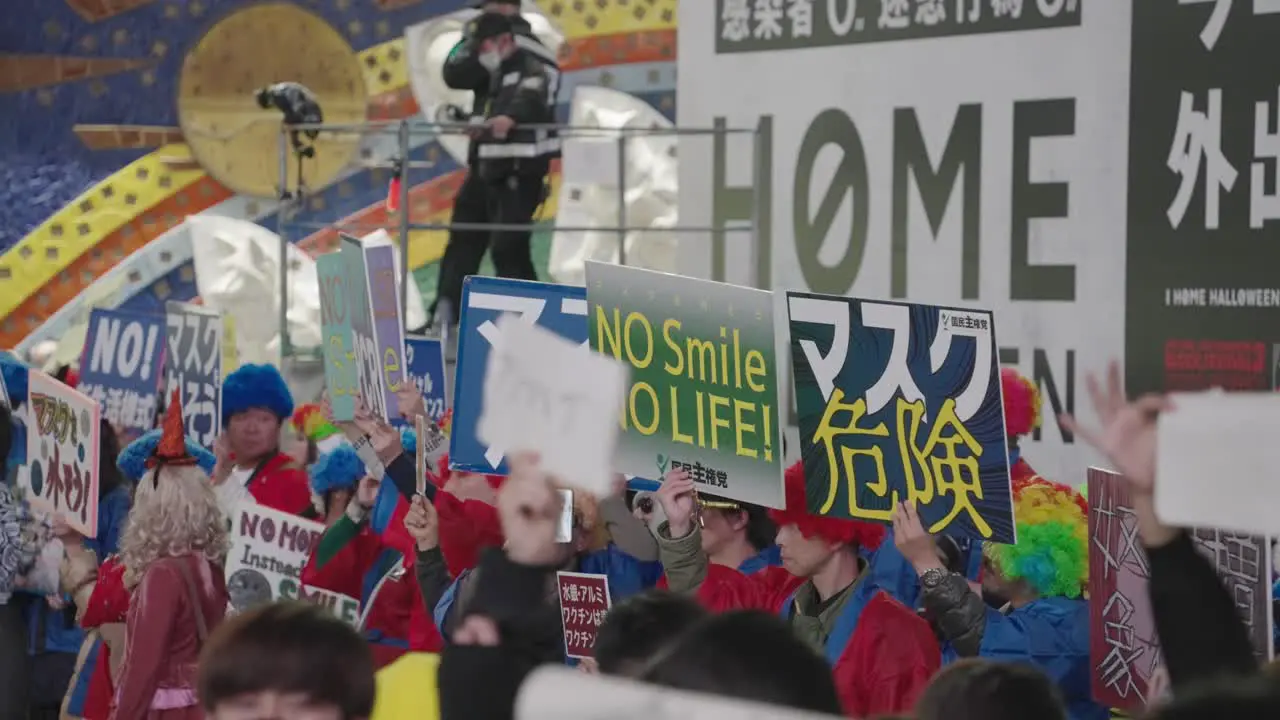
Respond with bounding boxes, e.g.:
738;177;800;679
1125;1;1280;394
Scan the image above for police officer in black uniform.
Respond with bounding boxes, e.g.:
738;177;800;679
430;0;561;329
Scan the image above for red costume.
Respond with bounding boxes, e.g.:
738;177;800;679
108;390;230;720
658;463;940;717
243;452;313;516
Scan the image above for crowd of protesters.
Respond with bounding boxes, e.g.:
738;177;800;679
0;348;1277;720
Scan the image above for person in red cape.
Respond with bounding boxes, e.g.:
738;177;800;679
654;463;941;718
109;389;230;720
429;453;505;578
210;364;312;518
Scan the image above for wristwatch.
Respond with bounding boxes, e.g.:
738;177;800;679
920;567;948;590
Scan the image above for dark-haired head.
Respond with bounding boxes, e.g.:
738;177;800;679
639;610;842;715
1147;673;1280;720
198;601;375;720
594;590;707;677
98;417;123;498
0;402;11;483
915;658;1066;720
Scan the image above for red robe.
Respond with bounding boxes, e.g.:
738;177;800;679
109;554;228;720
245;452;313;516
684;562;939;718
434;490;504;578
79;558;128;720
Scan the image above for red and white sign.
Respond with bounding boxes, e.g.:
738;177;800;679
557;571;611;660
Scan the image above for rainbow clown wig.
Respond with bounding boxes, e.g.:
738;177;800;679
292;403;344;453
768;462;886;551
984;474;1089;599
1001;367;1042;439
308;444;366;496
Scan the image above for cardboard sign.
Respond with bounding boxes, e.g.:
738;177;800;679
556;571;611;659
78;308;166;439
478;315;626;495
1088;467;1273;710
340;234;390;422
164;301;222;449
786;293;1015;543
404;335;448;422
451;276;588;476
585;262;785;509
364;244;408;421
317;252;360;421
224;501;361;625
24;372;101;536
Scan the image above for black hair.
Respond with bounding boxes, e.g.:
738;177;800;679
594;590;708;677
915;658;1066;720
97;417;123;498
198;601;375;719
0;402;11;483
1148;674;1280;720
640;611;842;715
472;11;515;42
700;494;777;552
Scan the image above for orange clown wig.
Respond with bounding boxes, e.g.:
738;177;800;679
984;474;1088;599
768;462;886;551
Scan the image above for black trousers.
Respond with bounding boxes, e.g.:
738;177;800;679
433;171;544;325
0;602;29;720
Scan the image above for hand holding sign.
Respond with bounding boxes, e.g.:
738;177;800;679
478;315;627;496
500;452;566;566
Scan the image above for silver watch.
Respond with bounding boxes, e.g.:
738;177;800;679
920;567;948;589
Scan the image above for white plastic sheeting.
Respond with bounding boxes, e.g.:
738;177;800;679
549;86;680;286
406;3;564;165
186;217;427;367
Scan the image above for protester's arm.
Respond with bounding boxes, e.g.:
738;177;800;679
918;572;987;657
310;508;364;571
654;522;709;594
441;26;488;92
384;452;438;503
415;546;451;619
503;64;553;125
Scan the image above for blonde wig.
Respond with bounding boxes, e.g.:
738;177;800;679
119;463;229;587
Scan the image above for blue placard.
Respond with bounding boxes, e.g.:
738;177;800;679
403;335;449;424
450;276;588;476
786;293;1015;544
78;308;167;442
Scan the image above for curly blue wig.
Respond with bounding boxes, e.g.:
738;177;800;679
117;428;217;483
222;363;294;427
400;427;416;456
0;355;28;407
309;444;366;495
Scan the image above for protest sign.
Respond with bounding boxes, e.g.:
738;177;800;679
78;308;166;439
364;245;407;421
317;252;360;420
0;370;8;408
556;571;611;660
786;294;1014;543
224;501;361;625
586;262;784;509
24;372;100;536
164;301;222;449
404;335;448;422
222;314;240;378
451;276;588;475
1088;468;1273;710
479;316;626;495
340;234;390;422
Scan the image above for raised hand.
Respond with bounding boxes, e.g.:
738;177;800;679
403;495;439;551
1060;360;1170;494
891;501;942;574
498;452;564;566
655;468;697;538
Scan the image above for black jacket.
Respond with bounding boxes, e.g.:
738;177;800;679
442;15;560;170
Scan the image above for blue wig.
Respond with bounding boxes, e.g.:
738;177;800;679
400;427;416;456
309;444;366;496
222;363;294;427
117;428;217;483
0;355;29;407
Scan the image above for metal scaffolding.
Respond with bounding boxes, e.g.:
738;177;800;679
272;117;765;361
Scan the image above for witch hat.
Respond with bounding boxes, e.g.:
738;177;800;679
146;388;198;472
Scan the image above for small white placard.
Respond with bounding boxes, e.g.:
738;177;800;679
478;314;627;495
1155;390;1280;536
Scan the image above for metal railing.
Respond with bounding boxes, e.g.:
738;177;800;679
273;118;766;360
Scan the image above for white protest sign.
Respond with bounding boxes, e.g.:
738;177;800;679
24;372;100;537
478;314;626;495
224;501;361;625
1156;391;1280;537
516;666;844;720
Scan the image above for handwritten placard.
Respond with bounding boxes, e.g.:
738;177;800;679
317;252;360;421
557;571;611;659
340;234;390;422
224;501;361;625
25;372;100;536
478;314;627;495
404;335;448;421
78;308;166;439
365;244;407;421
